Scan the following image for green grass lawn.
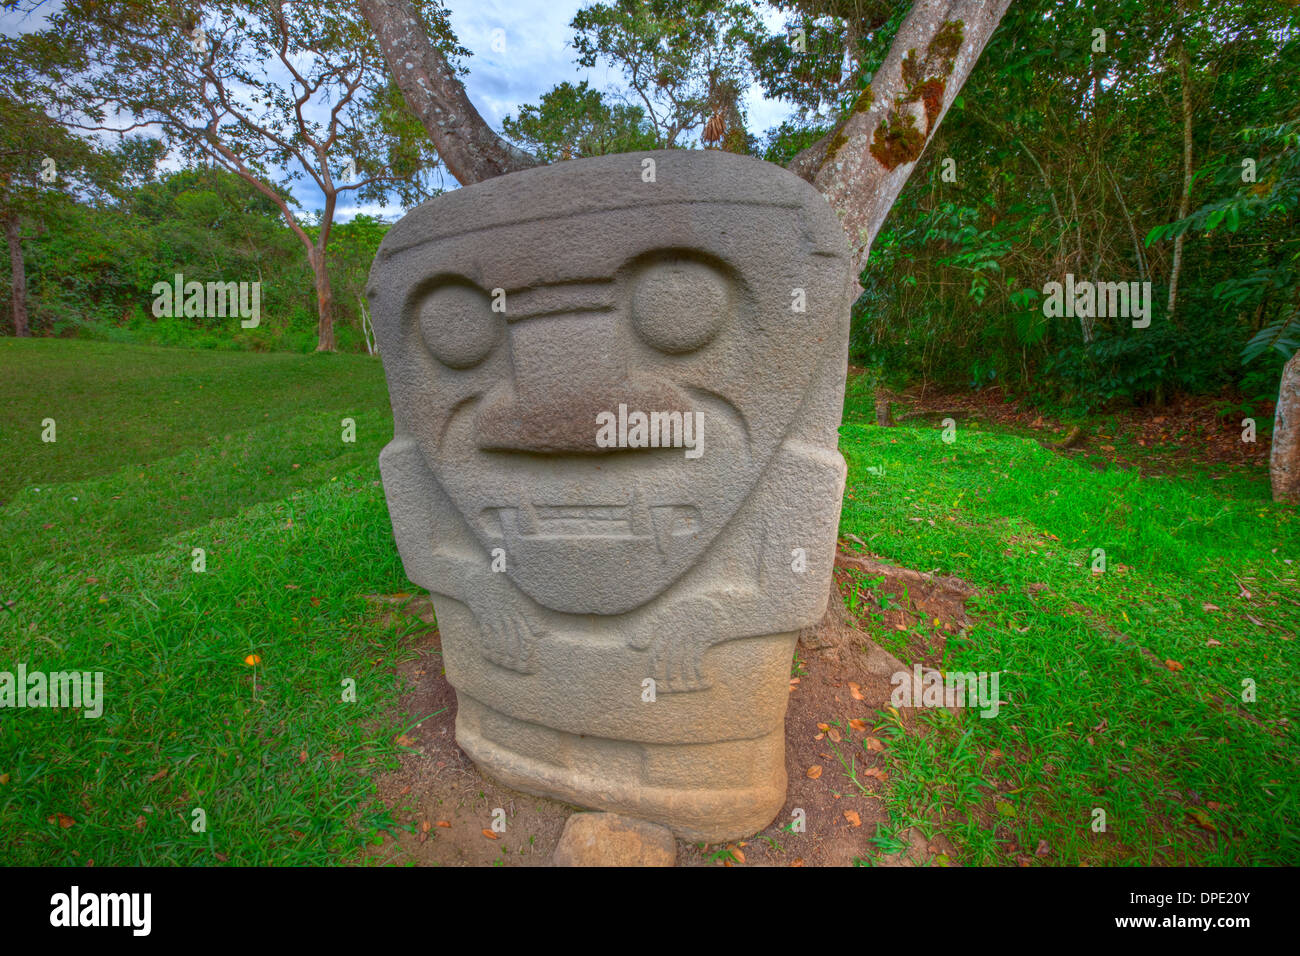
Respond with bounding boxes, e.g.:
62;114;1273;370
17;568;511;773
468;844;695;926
1;341;1295;865
1;341;411;864
837;396;1298;866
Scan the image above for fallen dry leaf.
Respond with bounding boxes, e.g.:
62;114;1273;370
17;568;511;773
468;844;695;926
849;682;865;701
148;768;167;782
849;718;868;732
844;810;861;827
48;813;75;828
862;767;888;782
732;848;746;863
395;734;415;747
806;765;823;779
481;829;498;840
1165;660;1184;672
865;737;885;752
828;728;842;743
817;722;830;732
436;820;451;828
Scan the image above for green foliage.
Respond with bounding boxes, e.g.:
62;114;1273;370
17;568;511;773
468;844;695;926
570;0;761;148
1148;119;1300;368
502;81;659;161
747;0;905;122
850;0;1300;411
0;166;389;351
762;118;833;166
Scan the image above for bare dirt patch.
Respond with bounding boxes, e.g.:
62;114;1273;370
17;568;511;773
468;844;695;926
883;382;1270;473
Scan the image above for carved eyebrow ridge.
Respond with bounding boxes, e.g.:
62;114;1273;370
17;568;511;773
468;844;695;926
505;280;618;322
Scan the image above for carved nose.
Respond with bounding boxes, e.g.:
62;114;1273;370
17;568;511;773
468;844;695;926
476;314;690;453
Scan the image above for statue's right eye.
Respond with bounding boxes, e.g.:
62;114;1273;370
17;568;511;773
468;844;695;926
414;280;501;369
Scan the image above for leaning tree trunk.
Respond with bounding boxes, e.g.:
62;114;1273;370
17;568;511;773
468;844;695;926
357;0;539;185
310;247;337;353
5;213;30;337
1271;349;1300;504
789;0;1015;277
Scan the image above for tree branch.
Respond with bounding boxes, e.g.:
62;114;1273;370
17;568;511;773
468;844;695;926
357;0;538;185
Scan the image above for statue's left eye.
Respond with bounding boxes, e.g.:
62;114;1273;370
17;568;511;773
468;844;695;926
629;254;732;355
413;279;501;369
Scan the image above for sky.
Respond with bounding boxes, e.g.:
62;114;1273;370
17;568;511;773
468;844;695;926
1;0;797;224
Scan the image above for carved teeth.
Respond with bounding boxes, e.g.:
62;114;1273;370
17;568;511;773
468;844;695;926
482;503;699;543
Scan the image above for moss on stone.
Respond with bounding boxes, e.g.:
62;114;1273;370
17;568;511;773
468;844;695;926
870;111;925;170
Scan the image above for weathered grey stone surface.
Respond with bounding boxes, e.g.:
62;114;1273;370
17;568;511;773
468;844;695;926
553;812;677;867
367;149;852;842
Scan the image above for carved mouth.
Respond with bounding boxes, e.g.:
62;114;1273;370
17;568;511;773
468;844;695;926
479;502;701;554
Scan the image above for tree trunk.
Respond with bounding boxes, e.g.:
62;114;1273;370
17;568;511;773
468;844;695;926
5;213;30;337
791;0;1014;278
1167;40;1194;323
357;0;539;185
310;247;336;353
875;395;895;426
1272;349;1300;504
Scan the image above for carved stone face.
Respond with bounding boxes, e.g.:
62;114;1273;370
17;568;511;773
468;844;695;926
367;151;850;615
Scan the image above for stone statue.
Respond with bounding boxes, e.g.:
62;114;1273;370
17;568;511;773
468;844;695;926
367;149;852;842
